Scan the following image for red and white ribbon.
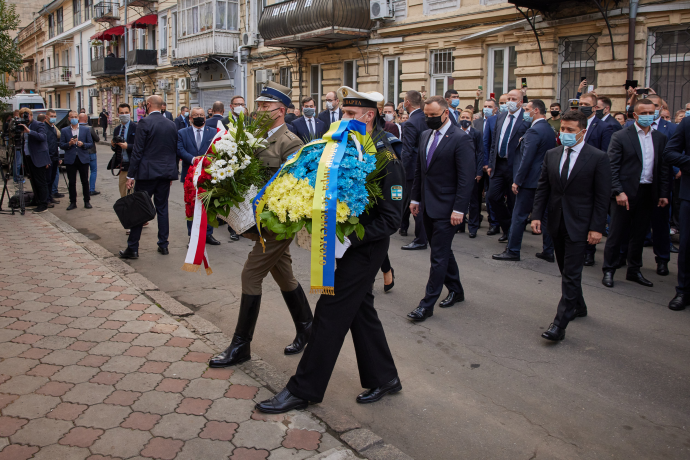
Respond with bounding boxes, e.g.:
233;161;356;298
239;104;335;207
182;158;212;275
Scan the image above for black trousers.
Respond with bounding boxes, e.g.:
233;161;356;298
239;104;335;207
468;174;486;233
66;158;90;204
487;158;515;233
419;211;464;310
603;184;655;273
102;126;107;139
286;238;398;403
25;156;49;207
127;179;170;252
553;217;588;329
672;178;681;229
402;179;428;245
676;199;690;296
381;254;391;274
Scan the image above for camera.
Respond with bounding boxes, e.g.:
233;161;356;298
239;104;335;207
111;135;125;152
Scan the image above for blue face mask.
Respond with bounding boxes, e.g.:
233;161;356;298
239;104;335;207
507;101;519;113
49;117;56;124
450;99;460;108
483;108;494;118
686;110;690;118
654;109;660;119
637;114;655;127
499;104;508;113
523;111;533;123
559;130;583;147
626;105;630;112
70;118;78;125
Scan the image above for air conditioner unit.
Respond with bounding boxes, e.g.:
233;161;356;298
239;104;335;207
370;0;394;20
111;86;121;94
127;84;139;94
178;77;190;91
255;69;273;84
88;88;98;97
242;32;259;47
157;79;170;90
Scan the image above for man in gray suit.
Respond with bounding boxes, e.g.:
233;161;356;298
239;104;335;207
19;108;51;213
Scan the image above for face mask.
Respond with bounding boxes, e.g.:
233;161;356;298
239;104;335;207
654;109;660;119
49;117;56;124
499;104;508;113
626;105;630;112
550;110;560;118
595;109;604;119
636;114;655;127
686;110;690;118
506;101;518;113
183;112;189;118
384;113;395;122
483;108;494;118
303;108;316;118
70;118;78;125
523;112;533;123
234;106;244;115
559;130;583;147
340;112;368;124
192;117;206;127
460;119;471;129
450;99;460;108
326;101;335;110
580;106;593;117
425;114;445;131
119;114;130;124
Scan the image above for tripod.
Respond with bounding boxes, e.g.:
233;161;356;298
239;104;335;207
0;145;25;215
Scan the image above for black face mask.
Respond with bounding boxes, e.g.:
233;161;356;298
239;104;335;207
595;109;605;119
192;117;206;127
580;106;593;117
460;119;472;129
550;110;560;118
425;114;445;131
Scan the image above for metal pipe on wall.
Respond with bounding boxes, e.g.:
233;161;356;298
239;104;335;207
627;0;639;80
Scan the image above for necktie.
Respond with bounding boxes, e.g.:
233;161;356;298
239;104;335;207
196;129;202;151
561;147;571;185
308;118;314;137
331;111;335;123
427;131;441;168
122;123;128;140
499;115;514;158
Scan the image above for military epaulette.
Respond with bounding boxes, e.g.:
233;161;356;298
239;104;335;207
285;131;297;141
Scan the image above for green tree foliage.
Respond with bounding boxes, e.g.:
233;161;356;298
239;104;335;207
0;0;22;101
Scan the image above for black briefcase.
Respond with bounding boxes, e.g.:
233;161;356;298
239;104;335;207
113;190;156;229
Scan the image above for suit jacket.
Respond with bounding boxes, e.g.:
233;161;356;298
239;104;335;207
318;108;343;129
177;124;217;182
284;113;297;125
461;127;484;177
514;119;557;189
401;108;427;181
472;117;485;140
411;122;475;219
482;115;497;167
128;112;179;181
26;120;50;168
60;125;93;165
44;122;60;160
608;123;670;202
488;109;529;176
654;117;677;139
603;114;622;132
88;126;100;154
447;108;460;127
174;114;189;131
584;116;614;152
113;121;137;168
662;116;690;200
205;115;225;129
290;116;326;143
162;111;173;121
532;143;611;242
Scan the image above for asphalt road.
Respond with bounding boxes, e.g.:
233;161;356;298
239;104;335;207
47;146;690;460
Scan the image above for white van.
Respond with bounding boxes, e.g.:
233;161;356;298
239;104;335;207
1;93;46;111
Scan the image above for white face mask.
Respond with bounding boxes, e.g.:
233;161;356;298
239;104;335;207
326;101;335;111
341;112;368;123
384;113;395;122
233;106;244;115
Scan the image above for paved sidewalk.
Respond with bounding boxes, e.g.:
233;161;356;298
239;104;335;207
0;213;357;460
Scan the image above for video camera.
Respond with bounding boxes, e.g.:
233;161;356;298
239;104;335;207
13;112;29;140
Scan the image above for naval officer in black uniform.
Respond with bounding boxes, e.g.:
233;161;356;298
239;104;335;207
255;87;406;413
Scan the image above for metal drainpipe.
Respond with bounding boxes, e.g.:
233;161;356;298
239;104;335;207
80;31;84;111
627;0;639;80
238;45;249;101
124;3;128;109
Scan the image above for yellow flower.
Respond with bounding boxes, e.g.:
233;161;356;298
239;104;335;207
336;201;350;223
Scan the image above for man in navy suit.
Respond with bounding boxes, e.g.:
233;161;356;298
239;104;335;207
493;100;556;261
406;96;475;322
60;110;94;210
475;98;499;234
177;107;220;245
445;89;461;126
206;101;226;129
112;103;137;198
458;109;484;236
317;91;342;128
19;109;51;213
597;96;622;133
119;95;179;259
487;89;529;241
174;106;189;131
400;90;429;249
161;102;174;121
290;97;326;142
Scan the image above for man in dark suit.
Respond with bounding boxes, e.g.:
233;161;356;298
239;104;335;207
317;91;342;128
494;100;556;261
407;96;475;322
458;109;484;236
119;95;179;259
481;98;501;234
174;106;189;131
206;101;226;129
112;103;137;198
487;89;529;241
580;92;615;266
19;109;51;213
177;107;220;245
531;110;611;341
290;97;326;142
161;102;174;121
602;99;670;288
597;96;622;133
44;109;61;204
60;110;94;210
99;109;108;141
400;90;429;248
284;103;297;125
445;89;461;126
662;116;690;310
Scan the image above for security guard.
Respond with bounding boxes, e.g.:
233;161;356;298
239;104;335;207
209;81;313;368
256;87;405;413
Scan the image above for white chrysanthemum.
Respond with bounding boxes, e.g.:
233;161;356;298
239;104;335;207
218;170;227;180
211;179;217;184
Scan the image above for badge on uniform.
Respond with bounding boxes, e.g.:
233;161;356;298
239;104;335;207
391;185;403;201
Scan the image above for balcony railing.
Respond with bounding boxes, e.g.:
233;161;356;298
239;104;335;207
94;2;120;22
17;18;44;43
176;29;239;60
91;56;126;76
127;49;157;68
126;0;156;8
39;66;75;88
258;0;375;48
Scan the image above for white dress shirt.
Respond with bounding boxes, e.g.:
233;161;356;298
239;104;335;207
266;123;285;139
635;123;655;184
586;115;595;129
497;109;522;157
559;140;585;179
193;126;204;151
329;109;340;123
650;117;662;131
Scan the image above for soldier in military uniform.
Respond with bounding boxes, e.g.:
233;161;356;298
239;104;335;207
209;81;313;368
256;87;406;413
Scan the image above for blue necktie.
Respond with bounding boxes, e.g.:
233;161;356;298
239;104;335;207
331;111;335;123
499;115;514;158
427;131;441;168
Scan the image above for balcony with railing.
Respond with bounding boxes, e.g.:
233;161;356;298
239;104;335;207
39;66;75;88
91;56;126;76
126;0;157;8
258;0;375;48
17;18;44;43
94;2;120;22
176;29;239;60
127;49;157;71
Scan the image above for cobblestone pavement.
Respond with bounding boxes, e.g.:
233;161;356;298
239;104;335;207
0;213;358;460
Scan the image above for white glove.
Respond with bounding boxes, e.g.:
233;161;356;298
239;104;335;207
335;236;351;259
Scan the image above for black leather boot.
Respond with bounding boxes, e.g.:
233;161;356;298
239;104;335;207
208;294;261;367
282;284;313;355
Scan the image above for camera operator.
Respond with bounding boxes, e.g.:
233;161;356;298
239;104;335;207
60;110;94;210
44;109;62;204
18;108;51;213
112;103;137;198
8;109;22;183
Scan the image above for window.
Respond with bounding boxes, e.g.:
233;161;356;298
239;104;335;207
217;0;239;30
343;60;358;90
384;56;402;105
73;0;81;26
430;49;454;96
647;27;690;115
171;12;177;48
279;66;292;89
75;45;81;74
424;0;460;15
558;36;597;106
200;1;212;32
160;15;168;56
48;14;55;38
77;91;82;112
56;8;63;35
63;49;70;68
487;45;517;97
310;64;322;110
84;0;92;21
88;94;93;114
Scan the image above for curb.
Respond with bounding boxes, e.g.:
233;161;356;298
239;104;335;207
38;210;414;460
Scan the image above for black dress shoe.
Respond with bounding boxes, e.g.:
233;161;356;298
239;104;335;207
487;226;500;236
84;202;92;209
401;242;427;250
583;254;595;266
657;261;669;276
671;244;679;254
66;203;77;211
228;227;240;241
50;198;60;204
498;232;508;242
118;248;139;259
407;306;433;322
399;229;408;237
255;388;308;414
626;272;653;287
439;291;463;308
668;294;690;311
492;251;519;261
602;271;614;288
469;232;477;238
541;323;565;341
356;377;402;404
456;226;465;233
535;252;555;263
47;203;54;208
574;309;588;318
157;246;169;255
206;235;221;245
53;193;65;198
90;191;101;196
383;267;395;293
